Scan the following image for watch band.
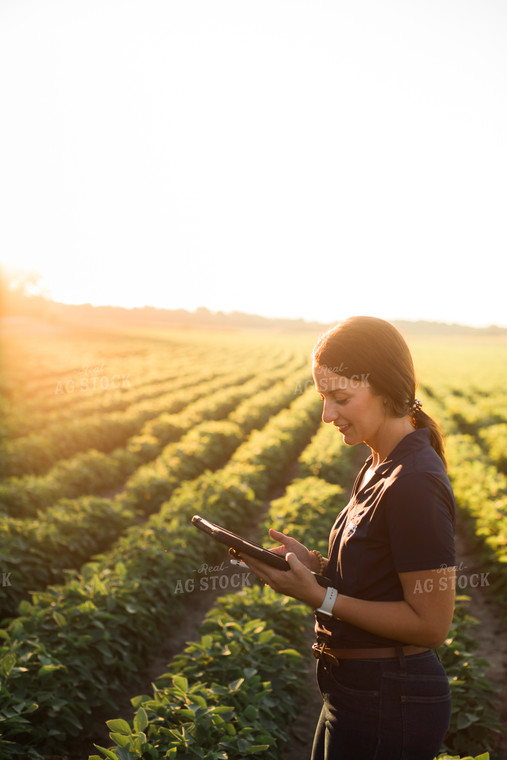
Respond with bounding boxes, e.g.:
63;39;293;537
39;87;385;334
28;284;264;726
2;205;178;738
315;586;338;617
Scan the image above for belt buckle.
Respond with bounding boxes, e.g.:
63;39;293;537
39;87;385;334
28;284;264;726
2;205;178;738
312;641;340;667
312;641;326;660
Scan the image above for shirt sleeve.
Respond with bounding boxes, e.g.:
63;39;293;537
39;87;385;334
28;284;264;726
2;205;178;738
385;472;456;573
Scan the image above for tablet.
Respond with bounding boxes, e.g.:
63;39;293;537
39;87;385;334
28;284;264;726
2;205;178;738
191;514;331;587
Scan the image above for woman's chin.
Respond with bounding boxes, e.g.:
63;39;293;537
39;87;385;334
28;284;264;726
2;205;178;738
338;426;358;445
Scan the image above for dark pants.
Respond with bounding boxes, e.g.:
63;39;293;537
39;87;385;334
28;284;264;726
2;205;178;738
310;649;451;760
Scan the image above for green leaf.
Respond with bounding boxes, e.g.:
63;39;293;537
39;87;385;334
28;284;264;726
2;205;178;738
116;747;136;760
243;705;257;721
53;611;66;626
109;732;131;747
37;664;61;677
172;675;188;692
17;599;33;615
115;561;127;577
456;711;474;729
106;718;132;735
133;706;148;732
277;648;301;658
0;653;16;677
177;708;196;719
93;574;107;595
93;745;118;760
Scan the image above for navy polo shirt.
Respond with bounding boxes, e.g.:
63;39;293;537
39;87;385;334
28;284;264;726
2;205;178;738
315;428;456;648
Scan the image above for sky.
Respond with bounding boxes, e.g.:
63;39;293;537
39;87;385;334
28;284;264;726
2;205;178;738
1;0;506;327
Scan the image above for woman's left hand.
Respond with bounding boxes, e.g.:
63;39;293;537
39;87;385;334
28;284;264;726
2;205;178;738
243;551;324;609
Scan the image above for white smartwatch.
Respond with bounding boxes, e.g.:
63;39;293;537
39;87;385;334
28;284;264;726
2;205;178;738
315;586;338;617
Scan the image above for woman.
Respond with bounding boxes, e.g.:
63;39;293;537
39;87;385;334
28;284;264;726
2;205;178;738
244;316;456;760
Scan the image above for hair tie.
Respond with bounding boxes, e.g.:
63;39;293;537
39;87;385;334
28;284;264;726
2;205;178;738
411;398;422;415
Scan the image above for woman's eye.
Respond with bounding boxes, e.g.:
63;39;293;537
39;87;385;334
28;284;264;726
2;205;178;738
334;396;348;405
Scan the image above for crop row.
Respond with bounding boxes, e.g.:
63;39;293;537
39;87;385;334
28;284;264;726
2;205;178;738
2;331;297;436
92;587;311;760
0;346;304;481
6;343;294;439
439;389;507;438
0;368;312;619
297;419;360;485
478;422;507;475
0;340;300;478
410;387;507;607
0;358;306;513
88;448;350;759
3;353;188;436
121;364;309;518
445;433;507;605
0;421;240;623
0;365;256;478
0;388;322;757
422;387;507;609
0;326;196;399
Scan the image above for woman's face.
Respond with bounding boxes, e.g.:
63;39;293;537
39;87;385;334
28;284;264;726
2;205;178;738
312;363;387;448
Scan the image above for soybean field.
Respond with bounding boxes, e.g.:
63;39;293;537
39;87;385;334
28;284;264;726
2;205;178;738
0;320;506;760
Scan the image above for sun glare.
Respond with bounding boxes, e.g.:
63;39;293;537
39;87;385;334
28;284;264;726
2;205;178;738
1;1;506;328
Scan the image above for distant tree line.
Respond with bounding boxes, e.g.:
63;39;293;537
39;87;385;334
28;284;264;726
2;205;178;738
1;266;505;335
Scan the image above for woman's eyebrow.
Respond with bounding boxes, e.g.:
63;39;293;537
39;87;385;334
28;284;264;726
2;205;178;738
316;386;351;396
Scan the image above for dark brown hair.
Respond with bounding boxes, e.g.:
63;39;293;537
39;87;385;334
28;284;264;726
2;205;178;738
312;316;446;467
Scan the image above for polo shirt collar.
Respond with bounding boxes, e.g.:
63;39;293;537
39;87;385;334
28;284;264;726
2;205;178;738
363;428;431;479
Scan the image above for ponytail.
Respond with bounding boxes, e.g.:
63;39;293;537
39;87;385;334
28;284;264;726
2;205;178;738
412;406;447;470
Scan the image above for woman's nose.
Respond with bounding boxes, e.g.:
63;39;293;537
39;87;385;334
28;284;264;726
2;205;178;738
322;399;337;424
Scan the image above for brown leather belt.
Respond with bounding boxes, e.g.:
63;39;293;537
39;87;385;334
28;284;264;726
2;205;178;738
312;642;429;663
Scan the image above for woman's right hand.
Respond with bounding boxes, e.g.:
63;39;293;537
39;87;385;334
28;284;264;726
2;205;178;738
267;529;318;571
